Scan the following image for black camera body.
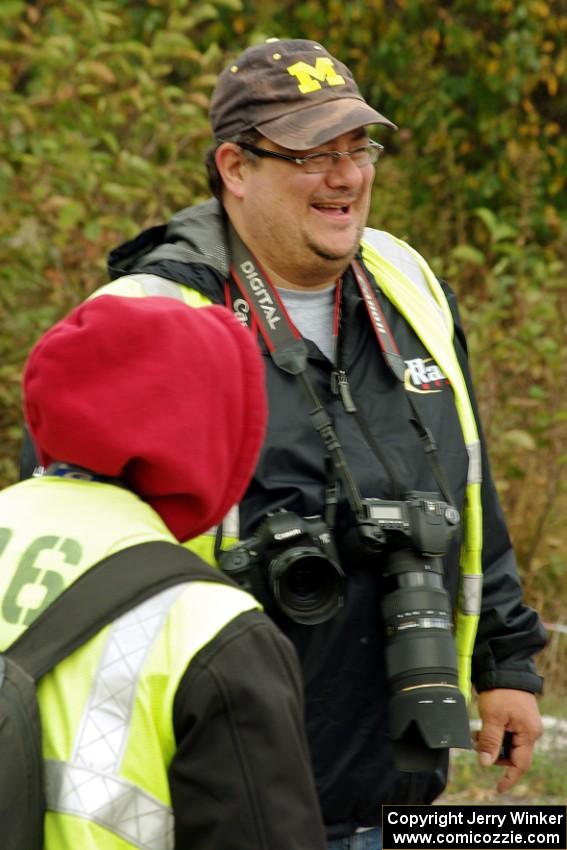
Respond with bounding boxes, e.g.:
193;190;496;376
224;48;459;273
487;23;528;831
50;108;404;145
219;510;345;625
348;492;471;771
347;491;461;559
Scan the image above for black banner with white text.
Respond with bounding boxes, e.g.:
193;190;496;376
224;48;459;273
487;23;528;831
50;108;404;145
382;805;566;849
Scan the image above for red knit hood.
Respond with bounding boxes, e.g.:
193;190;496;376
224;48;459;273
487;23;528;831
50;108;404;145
23;295;267;541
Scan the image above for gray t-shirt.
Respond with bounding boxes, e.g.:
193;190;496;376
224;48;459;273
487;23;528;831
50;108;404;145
277;284;336;362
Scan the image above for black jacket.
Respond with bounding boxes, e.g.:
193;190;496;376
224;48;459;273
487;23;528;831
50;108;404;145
53;201;551;837
170;607;327;849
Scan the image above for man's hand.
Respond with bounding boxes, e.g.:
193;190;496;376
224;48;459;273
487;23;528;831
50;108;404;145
475;689;543;794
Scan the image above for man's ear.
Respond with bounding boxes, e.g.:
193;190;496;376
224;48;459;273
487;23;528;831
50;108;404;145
215;142;248;199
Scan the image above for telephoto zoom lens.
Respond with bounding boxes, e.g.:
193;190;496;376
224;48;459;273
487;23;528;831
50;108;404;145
381;548;472;772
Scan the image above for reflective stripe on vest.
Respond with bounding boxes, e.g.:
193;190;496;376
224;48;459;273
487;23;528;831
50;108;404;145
89;274;214;309
360;230;483;701
45;584;184;849
45;762;172;850
127;274;186;301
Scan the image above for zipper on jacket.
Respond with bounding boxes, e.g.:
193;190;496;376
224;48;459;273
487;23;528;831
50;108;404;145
331;370;357;413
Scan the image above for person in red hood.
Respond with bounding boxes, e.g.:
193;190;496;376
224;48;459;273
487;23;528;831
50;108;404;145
0;294;326;850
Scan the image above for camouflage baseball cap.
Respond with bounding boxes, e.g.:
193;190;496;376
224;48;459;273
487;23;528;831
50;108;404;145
210;38;396;150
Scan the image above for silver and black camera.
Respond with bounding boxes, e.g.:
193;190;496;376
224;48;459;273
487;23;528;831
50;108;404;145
219;510;345;626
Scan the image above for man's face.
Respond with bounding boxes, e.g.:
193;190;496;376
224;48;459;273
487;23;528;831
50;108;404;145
233;128;376;288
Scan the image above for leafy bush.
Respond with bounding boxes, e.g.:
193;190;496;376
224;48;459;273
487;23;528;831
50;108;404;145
1;0;565;669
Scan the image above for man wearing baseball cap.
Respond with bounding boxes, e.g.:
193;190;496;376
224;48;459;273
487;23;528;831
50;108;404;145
23;38;546;850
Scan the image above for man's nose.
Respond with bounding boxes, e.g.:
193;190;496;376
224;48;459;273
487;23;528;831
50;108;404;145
325;153;364;186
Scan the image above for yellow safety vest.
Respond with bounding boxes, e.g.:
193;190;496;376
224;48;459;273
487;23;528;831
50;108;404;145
360;231;483;700
0;478;257;850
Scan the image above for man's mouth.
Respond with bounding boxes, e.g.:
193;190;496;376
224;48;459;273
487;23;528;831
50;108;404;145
311;202;352;216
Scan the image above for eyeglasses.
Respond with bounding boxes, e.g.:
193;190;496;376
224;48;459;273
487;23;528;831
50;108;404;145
237;139;384;174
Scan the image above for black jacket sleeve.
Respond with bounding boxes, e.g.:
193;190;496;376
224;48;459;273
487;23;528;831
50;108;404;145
169;609;326;850
443;284;547;693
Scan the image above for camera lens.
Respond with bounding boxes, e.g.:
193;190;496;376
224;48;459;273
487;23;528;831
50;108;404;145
269;547;344;626
381;548;471;770
286;561;321;599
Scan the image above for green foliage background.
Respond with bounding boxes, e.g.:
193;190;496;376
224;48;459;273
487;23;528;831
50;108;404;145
1;1;566;659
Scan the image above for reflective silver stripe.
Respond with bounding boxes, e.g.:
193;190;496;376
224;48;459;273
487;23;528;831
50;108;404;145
47;585;183;848
204;503;240;541
73;585;183;770
361;229;451;328
128;274;185;301
460;573;483;616
466;440;482;484
45;760;173;850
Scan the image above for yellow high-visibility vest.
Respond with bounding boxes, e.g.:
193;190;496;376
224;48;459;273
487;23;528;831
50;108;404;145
0;478;257;850
360;230;483;701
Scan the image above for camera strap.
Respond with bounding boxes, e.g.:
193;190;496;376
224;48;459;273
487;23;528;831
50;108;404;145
225;224;454;509
225;227;309;375
350;260;456;508
226;225;368;516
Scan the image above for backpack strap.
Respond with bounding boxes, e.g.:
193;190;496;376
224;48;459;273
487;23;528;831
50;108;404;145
5;540;236;681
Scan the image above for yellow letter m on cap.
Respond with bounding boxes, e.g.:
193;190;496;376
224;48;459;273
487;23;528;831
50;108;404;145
286;58;346;94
